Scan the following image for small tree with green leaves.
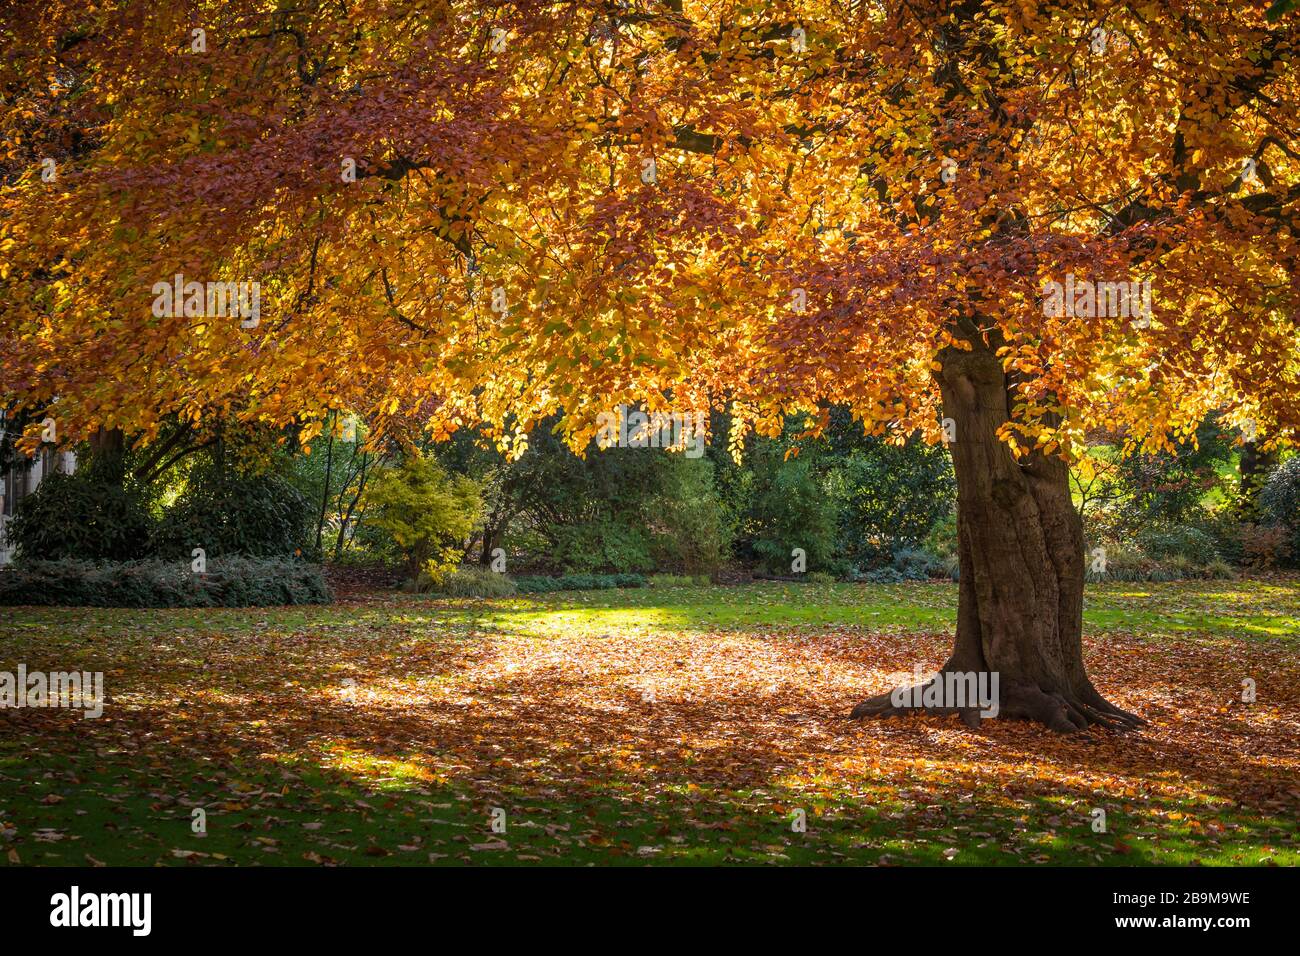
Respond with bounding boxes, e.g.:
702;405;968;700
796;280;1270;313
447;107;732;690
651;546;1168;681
363;453;481;585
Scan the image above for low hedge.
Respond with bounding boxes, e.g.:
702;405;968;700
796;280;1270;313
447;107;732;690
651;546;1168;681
1083;547;1235;583
436;567;519;598
513;573;647;594
648;573;712;587
0;556;333;607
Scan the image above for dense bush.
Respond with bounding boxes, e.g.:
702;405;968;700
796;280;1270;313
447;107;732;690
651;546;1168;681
722;412;956;576
1111;419;1234;533
436;426;644;574
443;567;519;597
831;438;956;568
513;573;647;593
1236;523;1292;570
410;566;518;597
1134;524;1222;566
921;512;957;553
0;556;332;607
550;518;655;574
426;410;957;579
363;453;481;583
855;547;951;582
1260;456;1300;564
9;471;153;562
538;457;729;574
152;469;313;559
648;456;731;574
891;547;952;580
461;424;728;576
740;451;838;574
20;407;1281;589
1186;509;1247;566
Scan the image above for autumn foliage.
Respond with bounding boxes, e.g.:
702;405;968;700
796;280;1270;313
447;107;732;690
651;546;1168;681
1;0;1295;459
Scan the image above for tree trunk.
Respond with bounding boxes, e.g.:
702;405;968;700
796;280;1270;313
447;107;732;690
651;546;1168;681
851;336;1141;733
334;450;369;561
315;414;335;557
89;427;125;459
86;426;129;482
1237;438;1276;523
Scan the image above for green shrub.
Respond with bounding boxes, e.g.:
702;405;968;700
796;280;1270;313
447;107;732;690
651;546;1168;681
152;470;312;559
648;456;730;575
551;519;655;574
1260;456;1300;564
363;453;481;582
1111;417;1234;532
1135;524;1221;565
422;566;518;598
0;557;332;607
923;513;958;562
890;547;949;580
855;547;949;582
8;471;153;562
649;573;710;587
832;438;956;568
744;453;838;574
446;424;721;576
806;570;836;584
1190;509;1246;566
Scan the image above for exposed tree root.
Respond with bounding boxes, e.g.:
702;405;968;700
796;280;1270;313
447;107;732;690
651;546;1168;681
849;674;1144;733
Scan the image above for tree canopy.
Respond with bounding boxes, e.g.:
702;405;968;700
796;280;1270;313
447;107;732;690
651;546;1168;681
2;0;1297;462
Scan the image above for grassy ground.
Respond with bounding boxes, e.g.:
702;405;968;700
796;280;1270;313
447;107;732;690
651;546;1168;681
1;579;1297;866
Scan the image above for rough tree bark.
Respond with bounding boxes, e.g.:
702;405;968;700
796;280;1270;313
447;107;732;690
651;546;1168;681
850;331;1142;733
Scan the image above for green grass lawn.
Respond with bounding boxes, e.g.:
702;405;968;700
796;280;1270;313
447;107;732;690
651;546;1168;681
2;579;1297;866
452;578;1300;639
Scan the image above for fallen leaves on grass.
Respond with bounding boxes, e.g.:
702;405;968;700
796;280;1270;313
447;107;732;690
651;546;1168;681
1;583;1298;865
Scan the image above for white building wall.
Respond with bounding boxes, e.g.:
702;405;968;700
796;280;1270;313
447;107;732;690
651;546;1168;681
0;418;76;565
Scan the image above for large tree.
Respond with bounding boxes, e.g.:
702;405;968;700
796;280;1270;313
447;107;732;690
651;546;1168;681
2;0;1297;730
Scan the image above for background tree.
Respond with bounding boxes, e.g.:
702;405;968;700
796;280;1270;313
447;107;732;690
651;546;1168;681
435;421;728;575
363;452;481;585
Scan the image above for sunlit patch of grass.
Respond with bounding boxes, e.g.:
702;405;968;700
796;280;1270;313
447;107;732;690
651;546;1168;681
314;746;443;791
